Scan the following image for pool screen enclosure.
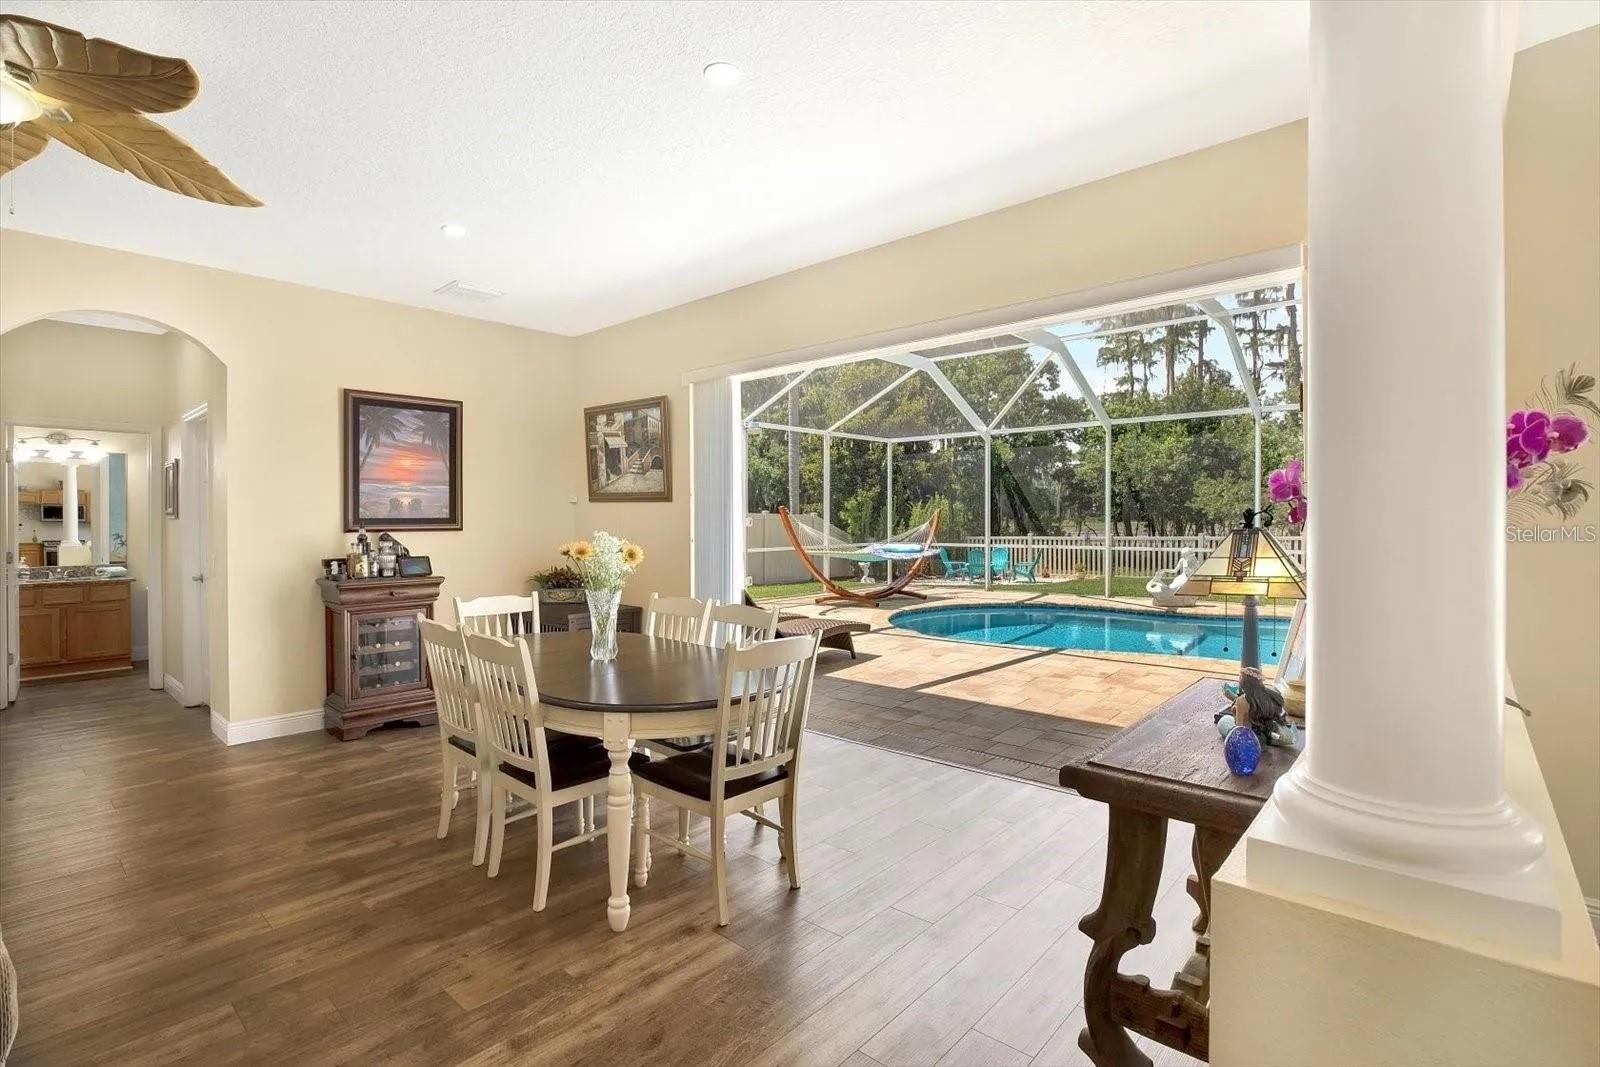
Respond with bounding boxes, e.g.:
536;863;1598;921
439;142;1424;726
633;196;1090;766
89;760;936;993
739;270;1306;596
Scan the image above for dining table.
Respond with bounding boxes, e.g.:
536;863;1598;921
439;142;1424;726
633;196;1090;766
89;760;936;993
519;630;729;932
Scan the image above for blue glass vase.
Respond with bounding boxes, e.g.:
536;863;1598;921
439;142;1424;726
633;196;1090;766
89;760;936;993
1224;724;1261;776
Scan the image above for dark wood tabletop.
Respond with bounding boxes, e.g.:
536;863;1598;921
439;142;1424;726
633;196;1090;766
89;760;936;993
1059;678;1300;835
521;631;727;712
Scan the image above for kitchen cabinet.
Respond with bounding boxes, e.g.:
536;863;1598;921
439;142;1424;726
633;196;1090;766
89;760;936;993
17;488;41;506
18;542;45;567
19;579;133;680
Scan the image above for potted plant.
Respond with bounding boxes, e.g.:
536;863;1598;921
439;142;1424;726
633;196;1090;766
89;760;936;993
529;564;584;604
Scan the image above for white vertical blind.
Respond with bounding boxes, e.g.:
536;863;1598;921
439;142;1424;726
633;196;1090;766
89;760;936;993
690;378;745;604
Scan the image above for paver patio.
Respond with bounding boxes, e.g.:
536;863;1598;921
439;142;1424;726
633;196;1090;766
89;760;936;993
771;584;1286;786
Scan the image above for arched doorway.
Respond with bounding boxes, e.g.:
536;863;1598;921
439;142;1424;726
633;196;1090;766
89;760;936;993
0;311;227;718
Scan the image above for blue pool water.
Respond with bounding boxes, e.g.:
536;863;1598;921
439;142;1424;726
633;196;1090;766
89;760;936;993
889;604;1290;660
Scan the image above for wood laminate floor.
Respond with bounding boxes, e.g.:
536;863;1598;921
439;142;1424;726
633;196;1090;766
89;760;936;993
0;673;1201;1066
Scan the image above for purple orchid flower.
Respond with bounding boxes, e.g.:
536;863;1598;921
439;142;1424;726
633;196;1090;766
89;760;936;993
1287;499;1307;524
1549;413;1590;454
1507;461;1524;492
1507;410;1552;467
1267;458;1304;503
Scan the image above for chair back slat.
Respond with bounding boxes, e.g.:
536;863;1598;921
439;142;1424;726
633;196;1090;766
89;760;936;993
712;633;820;788
462;631;551;783
646;593;714;645
706;602;779;649
419;616;475;745
456;594;541;638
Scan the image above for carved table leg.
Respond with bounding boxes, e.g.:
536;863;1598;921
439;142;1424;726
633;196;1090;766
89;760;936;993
603;713;634;933
1174;826;1240;1003
1078;805;1167;1067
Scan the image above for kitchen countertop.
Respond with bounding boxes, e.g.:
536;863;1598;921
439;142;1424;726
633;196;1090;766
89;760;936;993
19;571;132;585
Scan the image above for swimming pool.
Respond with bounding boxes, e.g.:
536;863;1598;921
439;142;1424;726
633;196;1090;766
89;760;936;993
889;603;1290;659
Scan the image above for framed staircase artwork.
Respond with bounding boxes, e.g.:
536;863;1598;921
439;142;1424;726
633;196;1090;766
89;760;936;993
583;395;671;502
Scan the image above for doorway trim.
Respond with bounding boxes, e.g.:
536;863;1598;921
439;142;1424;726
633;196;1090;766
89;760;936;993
2;415;165;695
178;403;210;708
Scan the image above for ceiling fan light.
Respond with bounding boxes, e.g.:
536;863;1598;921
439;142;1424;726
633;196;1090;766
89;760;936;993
79;443;108;464
0;75;42;125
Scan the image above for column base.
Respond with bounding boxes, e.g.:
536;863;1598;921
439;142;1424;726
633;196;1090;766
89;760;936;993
1245;765;1562;956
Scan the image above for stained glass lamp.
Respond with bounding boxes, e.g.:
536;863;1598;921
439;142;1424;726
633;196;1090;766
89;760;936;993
1173;509;1306;682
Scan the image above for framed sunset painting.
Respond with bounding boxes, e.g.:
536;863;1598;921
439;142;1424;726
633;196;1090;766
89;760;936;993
343;389;463;531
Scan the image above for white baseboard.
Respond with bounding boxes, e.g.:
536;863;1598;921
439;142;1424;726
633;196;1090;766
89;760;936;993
163;673;185;704
210;707;325;746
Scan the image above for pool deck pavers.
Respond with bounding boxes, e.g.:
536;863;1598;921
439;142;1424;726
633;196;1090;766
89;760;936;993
779;584;1283;786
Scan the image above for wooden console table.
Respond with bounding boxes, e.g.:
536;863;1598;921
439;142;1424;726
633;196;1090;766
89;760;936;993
1059;678;1301;1067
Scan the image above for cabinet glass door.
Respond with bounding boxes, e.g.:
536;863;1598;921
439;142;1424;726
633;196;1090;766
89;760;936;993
353;612;423;695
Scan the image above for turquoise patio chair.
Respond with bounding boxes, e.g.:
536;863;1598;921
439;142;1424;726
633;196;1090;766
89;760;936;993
1012;554;1040;582
965;548;986;580
990;546;1011;580
936;547;968;580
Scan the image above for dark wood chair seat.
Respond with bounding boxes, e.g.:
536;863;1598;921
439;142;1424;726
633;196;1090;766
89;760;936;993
499;748;650;792
634;746;789;801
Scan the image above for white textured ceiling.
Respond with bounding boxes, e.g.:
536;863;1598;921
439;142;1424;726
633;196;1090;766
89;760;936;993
2;1;1594;336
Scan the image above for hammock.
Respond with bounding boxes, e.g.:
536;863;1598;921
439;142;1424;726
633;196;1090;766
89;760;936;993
776;506;940;606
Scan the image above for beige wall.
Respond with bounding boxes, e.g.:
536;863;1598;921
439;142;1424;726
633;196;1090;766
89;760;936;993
1505;27;1600;899
0;234;577;724
571;121;1310;599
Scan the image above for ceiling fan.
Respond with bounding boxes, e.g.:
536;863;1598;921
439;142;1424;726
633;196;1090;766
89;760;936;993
0;13;260;206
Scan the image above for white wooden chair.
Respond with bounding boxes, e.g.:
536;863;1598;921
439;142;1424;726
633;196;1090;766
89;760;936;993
632;632;822;926
455;594;540;638
644;593;713;644
462;631;648;909
704;601;780;648
418;617;491;865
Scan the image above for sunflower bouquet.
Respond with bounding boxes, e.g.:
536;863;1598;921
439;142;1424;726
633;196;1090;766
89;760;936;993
558;531;644;592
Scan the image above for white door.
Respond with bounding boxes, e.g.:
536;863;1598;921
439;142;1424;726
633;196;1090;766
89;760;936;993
3;427;16;706
180;410;210;706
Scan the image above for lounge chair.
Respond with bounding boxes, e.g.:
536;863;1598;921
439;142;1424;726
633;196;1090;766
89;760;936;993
936;547;968;580
743;591;871;659
1012;554;1040;582
965;548;986;580
990;546;1011;580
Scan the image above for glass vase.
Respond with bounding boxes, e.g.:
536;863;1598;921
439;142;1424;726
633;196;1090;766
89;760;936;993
586;588;622;662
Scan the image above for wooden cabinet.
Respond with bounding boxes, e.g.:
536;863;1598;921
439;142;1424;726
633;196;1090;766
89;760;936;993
17;488;41;506
18;542;45;567
18;579;133;680
319;575;444;740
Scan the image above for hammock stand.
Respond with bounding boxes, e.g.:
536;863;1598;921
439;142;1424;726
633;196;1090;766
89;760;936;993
777;506;940;607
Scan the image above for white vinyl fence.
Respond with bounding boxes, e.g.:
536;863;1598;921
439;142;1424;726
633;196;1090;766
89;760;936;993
746;527;1305;586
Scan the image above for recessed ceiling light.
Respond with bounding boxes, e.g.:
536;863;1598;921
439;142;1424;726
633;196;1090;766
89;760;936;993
702;62;743;88
440;223;468;238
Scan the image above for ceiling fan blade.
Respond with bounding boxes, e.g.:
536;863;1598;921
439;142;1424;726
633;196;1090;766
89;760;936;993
37;108;261;207
0;15;199;114
0;120;48;175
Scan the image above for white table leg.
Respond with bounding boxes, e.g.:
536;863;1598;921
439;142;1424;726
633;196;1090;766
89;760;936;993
603;713;633;932
633;791;651;887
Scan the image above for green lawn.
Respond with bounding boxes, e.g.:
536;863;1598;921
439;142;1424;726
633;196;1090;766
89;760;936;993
747;574;1152;602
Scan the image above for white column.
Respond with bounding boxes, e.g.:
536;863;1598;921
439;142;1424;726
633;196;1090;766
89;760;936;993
1246;0;1558;952
60;461;81;547
94;459;112;564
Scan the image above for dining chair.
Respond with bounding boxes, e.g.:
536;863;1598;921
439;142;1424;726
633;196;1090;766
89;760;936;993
645;593;714;644
632;632;822;926
463;631;650;909
418;617;491;865
456;594;541;638
704;601;779;648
